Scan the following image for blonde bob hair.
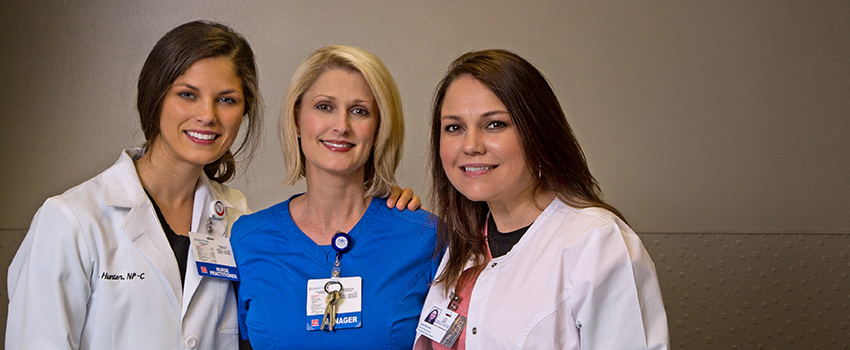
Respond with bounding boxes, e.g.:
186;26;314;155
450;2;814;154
280;45;404;197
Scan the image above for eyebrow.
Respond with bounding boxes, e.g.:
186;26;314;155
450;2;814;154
441;110;508;120
311;95;374;105
174;83;242;95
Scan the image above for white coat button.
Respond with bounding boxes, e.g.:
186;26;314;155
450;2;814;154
491;262;497;268
185;336;198;349
471;327;478;335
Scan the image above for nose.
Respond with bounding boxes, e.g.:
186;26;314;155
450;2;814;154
195;100;218;125
462;129;485;155
332;112;351;135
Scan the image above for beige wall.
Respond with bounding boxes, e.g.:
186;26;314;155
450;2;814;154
1;0;848;347
1;1;848;233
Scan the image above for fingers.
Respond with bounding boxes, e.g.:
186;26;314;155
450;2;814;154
406;194;422;211
396;187;415;211
387;185;403;208
386;186;421;211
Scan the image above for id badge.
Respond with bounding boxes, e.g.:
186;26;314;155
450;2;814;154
306;276;362;330
417;304;467;347
188;232;239;281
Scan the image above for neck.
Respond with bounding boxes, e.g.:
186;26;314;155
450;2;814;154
134;147;202;207
487;188;556;233
291;169;371;244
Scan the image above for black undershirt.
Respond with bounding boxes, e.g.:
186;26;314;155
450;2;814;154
146;192;190;286
487;215;531;258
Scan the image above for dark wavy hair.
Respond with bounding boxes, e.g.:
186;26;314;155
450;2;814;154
137;20;262;183
429;49;625;292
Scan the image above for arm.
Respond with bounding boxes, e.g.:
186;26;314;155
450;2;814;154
6;199;93;349
570;223;669;350
386;185;422;211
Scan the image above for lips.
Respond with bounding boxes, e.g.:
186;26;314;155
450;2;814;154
460;164;497;177
321;140;355;151
463;166;494;172
185;130;219;144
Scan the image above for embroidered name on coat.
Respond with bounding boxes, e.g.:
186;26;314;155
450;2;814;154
100;272;145;280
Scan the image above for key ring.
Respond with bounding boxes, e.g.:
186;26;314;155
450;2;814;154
324;280;343;294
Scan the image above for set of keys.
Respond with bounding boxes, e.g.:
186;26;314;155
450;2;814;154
320;232;351;331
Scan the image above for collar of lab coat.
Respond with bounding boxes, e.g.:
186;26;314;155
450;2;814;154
100;148;235;317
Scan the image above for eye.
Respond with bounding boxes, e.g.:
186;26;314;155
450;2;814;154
443;124;462;133
178;91;196;99
351;107;370;117
316;103;332;112
218;96;238;104
485;120;508;130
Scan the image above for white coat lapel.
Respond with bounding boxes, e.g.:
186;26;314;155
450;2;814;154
103;149;183;314
122;197;183;312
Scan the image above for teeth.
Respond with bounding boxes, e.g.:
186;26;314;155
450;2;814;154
322;141;353;148
464;166;493;172
187;131;216;140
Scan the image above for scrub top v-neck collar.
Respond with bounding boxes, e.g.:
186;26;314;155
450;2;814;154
276;194;376;266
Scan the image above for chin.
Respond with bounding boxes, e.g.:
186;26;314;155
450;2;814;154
454;188;493;203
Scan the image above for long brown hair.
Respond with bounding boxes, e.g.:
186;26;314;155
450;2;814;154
137;20;262;183
429;49;625;292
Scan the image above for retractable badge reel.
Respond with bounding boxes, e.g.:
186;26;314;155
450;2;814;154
188;200;240;281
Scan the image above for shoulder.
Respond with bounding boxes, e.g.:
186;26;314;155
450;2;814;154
532;199;636;249
371;198;439;230
209;180;249;214
231;199;289;242
40;167;115;224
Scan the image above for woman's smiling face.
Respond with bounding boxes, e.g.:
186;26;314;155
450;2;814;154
297;68;378;179
439;75;535;206
153;57;245;169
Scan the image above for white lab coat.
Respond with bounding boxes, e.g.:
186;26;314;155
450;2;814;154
414;198;669;349
6;149;247;350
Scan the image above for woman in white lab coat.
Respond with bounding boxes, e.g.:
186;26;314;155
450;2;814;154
4;21;260;349
414;50;669;349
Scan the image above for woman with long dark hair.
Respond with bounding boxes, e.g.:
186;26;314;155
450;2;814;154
6;20;262;349
414;49;668;349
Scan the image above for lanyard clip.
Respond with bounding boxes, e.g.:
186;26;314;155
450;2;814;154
206;200;226;239
330;232;351;281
